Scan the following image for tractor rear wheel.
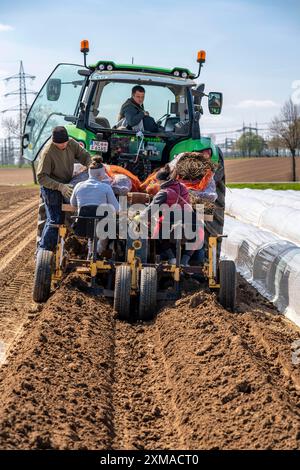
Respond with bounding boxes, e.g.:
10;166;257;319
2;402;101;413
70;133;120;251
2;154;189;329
218;259;237;312
33;249;53;303
139;267;157;321
114;265;132;320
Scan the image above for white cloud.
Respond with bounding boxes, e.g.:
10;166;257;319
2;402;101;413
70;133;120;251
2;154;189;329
0;24;14;32
235;99;279;109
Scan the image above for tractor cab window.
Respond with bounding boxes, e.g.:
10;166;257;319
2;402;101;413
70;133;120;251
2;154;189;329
23;64;86;161
88;81;190;135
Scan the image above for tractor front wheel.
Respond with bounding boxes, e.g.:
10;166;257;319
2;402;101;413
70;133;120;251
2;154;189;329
33;249;54;303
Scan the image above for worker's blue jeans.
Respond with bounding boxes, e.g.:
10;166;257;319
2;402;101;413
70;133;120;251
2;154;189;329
39;187;63;251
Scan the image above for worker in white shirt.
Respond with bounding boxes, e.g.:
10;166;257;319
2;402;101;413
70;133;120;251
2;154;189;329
70;158;120;258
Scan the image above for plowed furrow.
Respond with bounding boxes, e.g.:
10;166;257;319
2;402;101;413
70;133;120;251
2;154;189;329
0;227;36;274
0;192;38;365
0;199;37;233
111;321;185;450
0;188;38;212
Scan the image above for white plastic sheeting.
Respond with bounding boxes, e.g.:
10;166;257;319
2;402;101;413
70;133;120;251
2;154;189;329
225;188;300;246
222;189;300;327
227;188;300;210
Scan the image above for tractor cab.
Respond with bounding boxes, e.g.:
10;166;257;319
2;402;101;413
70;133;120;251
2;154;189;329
81;66;196;179
22;42;222;181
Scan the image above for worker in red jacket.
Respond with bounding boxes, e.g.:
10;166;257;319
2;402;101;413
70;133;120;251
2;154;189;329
139;165;195;266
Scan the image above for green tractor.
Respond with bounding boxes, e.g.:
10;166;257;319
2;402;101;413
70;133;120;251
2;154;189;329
23;41;236;316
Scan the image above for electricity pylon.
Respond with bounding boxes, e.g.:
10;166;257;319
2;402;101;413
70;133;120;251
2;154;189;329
1;61;37;166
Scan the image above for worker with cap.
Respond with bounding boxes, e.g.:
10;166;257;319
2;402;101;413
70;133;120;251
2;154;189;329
70;158;120;258
37;125;91;252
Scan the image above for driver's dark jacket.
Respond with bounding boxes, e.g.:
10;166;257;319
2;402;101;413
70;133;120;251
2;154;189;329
119;98;145;128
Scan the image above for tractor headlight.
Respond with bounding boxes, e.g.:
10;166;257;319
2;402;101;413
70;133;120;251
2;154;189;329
173;70;180;77
181;71;188;78
107;64;113;71
99;64;105;71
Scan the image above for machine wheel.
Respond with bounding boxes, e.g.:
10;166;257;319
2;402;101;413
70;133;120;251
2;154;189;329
114;265;132;320
33;249;53;303
218;260;237;312
139;267;157;321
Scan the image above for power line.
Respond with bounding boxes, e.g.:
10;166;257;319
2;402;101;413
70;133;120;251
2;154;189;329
1;61;37;165
203;119;289;136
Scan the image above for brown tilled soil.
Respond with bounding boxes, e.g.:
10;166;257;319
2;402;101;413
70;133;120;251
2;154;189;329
0;185;300;450
1;157;300;187
0;168;34;186
0;185;38;212
224;157;300;183
0;186;39;356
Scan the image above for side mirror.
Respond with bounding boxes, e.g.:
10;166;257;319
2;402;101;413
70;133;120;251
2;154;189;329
208;92;223;115
46;78;61;101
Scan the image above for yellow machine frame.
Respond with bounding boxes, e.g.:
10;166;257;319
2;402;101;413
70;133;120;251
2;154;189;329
51;221;222;295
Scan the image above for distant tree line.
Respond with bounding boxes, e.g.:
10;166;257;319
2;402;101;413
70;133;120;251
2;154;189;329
234;99;300;181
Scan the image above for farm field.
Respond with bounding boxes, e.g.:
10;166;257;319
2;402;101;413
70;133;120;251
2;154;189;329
0;185;299;450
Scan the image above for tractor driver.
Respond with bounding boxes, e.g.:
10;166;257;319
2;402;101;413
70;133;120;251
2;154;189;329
117;85;159;133
37;126;91;253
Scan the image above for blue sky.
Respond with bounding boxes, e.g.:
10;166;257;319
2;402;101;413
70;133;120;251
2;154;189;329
0;0;299;140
